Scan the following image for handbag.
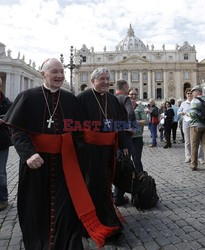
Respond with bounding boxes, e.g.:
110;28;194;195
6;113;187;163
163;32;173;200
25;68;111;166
151;116;159;125
113;153;140;195
160;118;165;125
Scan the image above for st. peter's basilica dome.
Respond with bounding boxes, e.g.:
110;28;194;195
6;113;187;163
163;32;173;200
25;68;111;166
117;24;147;53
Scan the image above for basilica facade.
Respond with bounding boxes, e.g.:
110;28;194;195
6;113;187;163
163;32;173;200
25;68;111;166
74;24;204;100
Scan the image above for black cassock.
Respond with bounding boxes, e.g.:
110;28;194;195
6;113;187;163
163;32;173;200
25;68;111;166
77;89;128;233
3;86;83;250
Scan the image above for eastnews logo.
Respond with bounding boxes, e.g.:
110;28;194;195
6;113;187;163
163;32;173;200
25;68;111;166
63;119;141;132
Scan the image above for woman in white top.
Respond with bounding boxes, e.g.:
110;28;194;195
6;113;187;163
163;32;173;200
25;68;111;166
178;88;204;163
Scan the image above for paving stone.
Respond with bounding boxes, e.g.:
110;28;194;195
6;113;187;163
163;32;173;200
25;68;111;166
1;129;205;249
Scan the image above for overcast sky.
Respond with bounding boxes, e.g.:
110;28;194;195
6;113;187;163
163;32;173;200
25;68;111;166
1;0;205;71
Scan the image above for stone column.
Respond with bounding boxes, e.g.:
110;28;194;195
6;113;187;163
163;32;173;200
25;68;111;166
30;79;34;89
5;73;11;98
139;70;143;99
13;73;21;100
163;70;167;99
175;70;181;99
74;72;79;94
88;71;91;87
128;70;131;87
152;71;156;99
20;75;25;92
28;78;31;89
119;71;122;79
115;71;118;83
147;70;152;99
192;69;197;85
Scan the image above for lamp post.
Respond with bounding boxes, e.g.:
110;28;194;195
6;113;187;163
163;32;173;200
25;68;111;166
60;46;83;94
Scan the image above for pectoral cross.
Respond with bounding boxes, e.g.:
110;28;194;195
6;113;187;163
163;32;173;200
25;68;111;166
105;119;111;128
47;117;54;128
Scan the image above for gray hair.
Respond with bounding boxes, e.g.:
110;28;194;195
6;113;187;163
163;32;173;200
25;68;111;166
41;58;63;72
91;67;110;80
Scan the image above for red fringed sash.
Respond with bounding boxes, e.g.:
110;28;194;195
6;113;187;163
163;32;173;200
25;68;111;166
31;132;119;248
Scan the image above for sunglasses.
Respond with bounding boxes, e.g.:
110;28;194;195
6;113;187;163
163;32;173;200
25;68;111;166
130;93;137;95
186;92;192;95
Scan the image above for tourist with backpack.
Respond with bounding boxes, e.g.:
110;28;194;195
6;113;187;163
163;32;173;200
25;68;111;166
190;85;205;171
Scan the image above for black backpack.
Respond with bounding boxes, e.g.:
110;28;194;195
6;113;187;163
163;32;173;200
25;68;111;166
196;97;205;123
132;171;159;210
113;154;140;194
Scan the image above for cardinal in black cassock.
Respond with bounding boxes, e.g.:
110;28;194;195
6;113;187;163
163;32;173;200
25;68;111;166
3;59;84;250
77;67;129;238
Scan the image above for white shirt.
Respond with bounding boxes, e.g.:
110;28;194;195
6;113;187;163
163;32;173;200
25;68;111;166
178;100;191;128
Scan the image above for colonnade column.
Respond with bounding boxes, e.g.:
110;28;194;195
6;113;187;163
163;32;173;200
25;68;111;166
147;70;151;99
139;70;143;99
5;73;11;98
128;70;131;87
163;70;167;99
13;73;21;100
152;71;155;99
192;69;197;86
175;70;181;99
28;79;31;89
20;75;25;92
74;72;79;94
115;71;118;83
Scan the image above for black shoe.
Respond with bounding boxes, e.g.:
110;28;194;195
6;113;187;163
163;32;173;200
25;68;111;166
163;144;171;148
0;201;8;211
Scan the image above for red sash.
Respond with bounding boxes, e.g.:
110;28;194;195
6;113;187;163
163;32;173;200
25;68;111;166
83;131;118;180
31;132;119;248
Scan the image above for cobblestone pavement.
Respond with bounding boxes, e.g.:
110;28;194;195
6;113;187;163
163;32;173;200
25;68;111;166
1;128;205;250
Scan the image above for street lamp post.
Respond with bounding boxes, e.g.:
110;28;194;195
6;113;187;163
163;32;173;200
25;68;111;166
60;46;83;94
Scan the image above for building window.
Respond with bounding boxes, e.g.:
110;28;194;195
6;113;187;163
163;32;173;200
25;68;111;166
122;71;128;81
184;71;190;80
143;56;146;59
82;56;86;62
123;56;127;60
169;56;173;61
131;70;139;81
155;71;163;81
157;88;162;99
80;72;88;83
143;92;147;99
143;72;147;81
184;54;188;60
97;57;101;62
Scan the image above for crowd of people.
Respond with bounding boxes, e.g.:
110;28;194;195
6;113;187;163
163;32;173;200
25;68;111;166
0;59;205;249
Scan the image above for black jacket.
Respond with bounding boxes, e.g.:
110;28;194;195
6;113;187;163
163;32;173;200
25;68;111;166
0;92;13;150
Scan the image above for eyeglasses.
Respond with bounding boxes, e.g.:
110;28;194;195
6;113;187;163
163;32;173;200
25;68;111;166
130;93;137;95
97;77;110;82
186;92;192;95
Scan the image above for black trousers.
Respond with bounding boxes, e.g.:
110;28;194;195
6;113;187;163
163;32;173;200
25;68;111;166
171;122;178;141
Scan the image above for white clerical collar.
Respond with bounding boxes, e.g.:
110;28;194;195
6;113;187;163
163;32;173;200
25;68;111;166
43;83;59;93
93;87;106;96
